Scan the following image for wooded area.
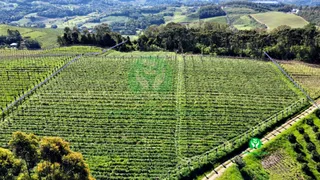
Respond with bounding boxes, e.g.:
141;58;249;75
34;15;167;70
136;22;320;62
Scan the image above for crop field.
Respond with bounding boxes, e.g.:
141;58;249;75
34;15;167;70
251;12;309;30
0;54;306;179
282;61;320;99
0;55;71;109
232;15;265;30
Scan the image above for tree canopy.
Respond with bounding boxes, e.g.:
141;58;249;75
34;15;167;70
1;131;94;180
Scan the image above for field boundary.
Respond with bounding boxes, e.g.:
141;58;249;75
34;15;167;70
0;55;81;122
1;41;127;122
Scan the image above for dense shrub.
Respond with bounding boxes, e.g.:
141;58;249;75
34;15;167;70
304;134;311;142
307;143;316;152
312;151;320;162
313;126;319;133
316;133;320;140
297;153;306;162
301;163;310;172
292;143;303;153
317;164;320;172
288;134;297;143
297;127;305;134
316;109;320;119
234;156;246;169
306;118;314;126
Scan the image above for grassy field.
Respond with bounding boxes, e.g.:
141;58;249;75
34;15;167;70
251;12;309;30
0;24;62;48
282;61;320;99
232;15;265;30
217;111;320;180
0;52;306;179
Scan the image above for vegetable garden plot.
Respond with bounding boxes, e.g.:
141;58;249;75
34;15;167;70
0;55;306;179
0;56;70;108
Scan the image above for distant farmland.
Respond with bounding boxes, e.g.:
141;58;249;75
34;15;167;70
251;12;309;30
0;25;62;48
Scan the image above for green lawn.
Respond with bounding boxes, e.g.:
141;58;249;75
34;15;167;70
251;12;309;30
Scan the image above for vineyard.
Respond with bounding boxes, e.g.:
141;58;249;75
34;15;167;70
281;61;320;99
0;54;71;110
0;53;308;179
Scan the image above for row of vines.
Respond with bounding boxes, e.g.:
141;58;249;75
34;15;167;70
0;54;309;179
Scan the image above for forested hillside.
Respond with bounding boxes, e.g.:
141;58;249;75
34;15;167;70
299;7;320;26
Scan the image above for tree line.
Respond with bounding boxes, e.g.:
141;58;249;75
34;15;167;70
58;22;320;63
57;24;133;51
0;131;94;180
135;22;320;63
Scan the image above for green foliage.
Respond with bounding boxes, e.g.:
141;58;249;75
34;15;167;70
304;133;311;142
9;132;39;175
299;6;320;26
0;148;22;179
316;132;320;140
316;109;320;118
297;126;305;134
311;151;320;162
292;143;303;153
288;133;297;143
306;118;314;126
297;153;306;162
0;54;304;179
307;143;316;152
138;22;320;62
58;24;132;51
234;156;246;169
40;137;71;163
2;132;94;180
198;5;226;19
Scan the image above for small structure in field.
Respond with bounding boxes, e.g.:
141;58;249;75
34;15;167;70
10;43;18;49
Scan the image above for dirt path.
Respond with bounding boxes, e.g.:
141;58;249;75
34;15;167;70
202;100;320;180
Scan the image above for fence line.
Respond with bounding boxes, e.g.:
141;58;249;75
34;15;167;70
1;41;127;121
160;97;308;179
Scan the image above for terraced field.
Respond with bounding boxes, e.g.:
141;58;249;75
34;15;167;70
0;54;306;179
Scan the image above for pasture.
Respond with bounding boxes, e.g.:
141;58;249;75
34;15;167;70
251;12;309;30
0;24;62;48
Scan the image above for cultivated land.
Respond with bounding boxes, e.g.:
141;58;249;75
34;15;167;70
251;12;309;30
0;51;308;179
0;54;70;108
217;109;320;180
0;24;62;48
282;61;320;99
